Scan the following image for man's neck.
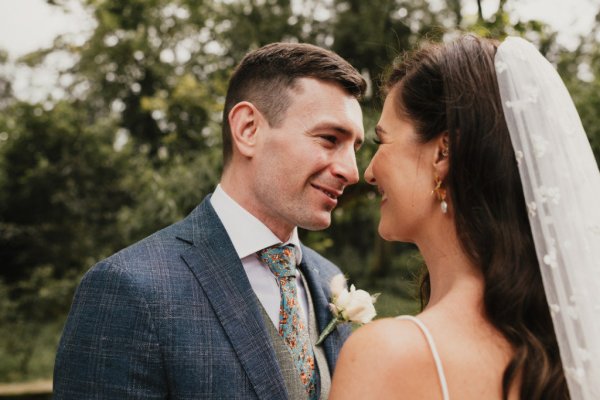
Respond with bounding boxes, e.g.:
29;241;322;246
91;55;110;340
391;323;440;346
218;178;294;243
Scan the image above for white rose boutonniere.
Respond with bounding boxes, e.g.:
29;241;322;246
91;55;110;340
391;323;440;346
316;274;379;345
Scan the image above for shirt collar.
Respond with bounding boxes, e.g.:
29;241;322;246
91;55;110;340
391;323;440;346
210;184;302;264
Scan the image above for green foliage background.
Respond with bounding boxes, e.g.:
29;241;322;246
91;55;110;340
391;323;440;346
1;0;599;383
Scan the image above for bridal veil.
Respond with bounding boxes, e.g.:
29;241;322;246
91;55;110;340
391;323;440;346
495;37;600;399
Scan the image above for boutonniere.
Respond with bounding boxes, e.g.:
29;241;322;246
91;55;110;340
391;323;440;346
316;274;379;345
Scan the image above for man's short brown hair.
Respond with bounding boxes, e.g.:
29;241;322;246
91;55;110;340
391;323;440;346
221;42;366;167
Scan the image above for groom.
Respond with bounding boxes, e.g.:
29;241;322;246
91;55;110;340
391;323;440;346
53;42;366;399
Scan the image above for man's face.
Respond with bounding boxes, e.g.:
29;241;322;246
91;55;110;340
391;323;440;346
251;77;364;236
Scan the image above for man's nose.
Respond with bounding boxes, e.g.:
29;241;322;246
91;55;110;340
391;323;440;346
332;146;359;185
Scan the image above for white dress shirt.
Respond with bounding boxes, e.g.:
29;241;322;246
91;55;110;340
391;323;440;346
210;184;310;328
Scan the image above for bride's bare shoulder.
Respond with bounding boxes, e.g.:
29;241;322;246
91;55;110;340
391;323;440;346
329;317;439;399
341;317;426;352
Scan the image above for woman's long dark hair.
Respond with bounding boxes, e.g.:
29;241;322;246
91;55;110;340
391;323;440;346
386;35;568;399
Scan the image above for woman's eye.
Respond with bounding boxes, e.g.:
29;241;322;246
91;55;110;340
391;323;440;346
322;135;337;144
373;137;382;145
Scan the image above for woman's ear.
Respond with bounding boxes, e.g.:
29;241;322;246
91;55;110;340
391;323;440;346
433;132;450;179
228;101;262;158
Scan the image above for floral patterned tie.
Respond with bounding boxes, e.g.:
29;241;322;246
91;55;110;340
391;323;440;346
258;244;318;400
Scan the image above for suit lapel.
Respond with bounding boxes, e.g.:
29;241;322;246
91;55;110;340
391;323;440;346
298;246;344;372
178;197;288;400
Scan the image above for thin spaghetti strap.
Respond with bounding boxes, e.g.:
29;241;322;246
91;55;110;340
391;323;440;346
396;315;450;400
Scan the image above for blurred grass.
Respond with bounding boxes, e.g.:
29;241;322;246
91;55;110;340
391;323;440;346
0;320;63;384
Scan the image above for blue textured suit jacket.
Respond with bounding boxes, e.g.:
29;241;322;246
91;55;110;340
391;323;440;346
53;196;351;399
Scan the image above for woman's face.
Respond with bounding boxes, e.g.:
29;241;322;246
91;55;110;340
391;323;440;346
364;90;439;242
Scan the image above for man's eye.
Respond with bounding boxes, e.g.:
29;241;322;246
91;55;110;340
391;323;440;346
322;135;337;144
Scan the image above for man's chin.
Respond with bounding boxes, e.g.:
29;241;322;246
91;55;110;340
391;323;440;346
298;215;332;231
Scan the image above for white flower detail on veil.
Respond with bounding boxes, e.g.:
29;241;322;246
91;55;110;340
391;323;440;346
495;60;507;74
536;186;560;205
514;149;524;166
543;248;558;269
532;135;549;158
505;85;540;111
527;201;537;218
566;367;585;385
588;223;600;236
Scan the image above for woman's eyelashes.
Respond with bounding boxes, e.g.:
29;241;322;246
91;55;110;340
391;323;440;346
373;137;382;145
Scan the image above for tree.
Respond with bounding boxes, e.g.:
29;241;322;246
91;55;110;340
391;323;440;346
0;100;132;283
555;14;600;164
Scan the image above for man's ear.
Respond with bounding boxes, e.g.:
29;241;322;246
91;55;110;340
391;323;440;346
433;132;450;179
228;101;262;158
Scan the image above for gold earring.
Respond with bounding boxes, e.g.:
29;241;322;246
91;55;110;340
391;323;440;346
432;175;448;214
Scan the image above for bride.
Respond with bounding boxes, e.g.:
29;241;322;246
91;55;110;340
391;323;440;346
329;34;600;399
